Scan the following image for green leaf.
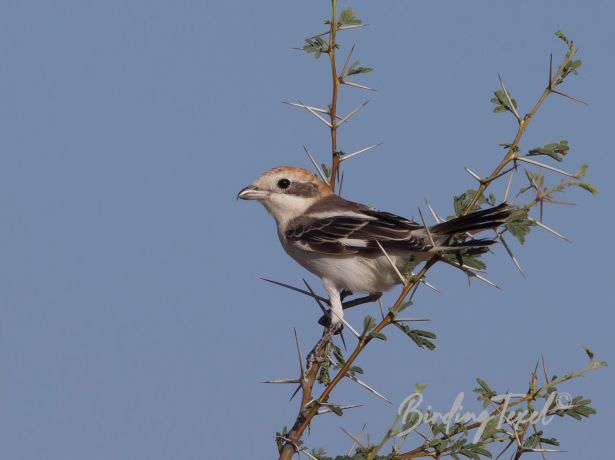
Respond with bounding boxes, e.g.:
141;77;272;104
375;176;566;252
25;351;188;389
338;7;362;25
490;90;517;114
576;163;589;178
584;346;595;361
556;59;582;86
369;331;387;341
302;37;328;59
415;383;428;393
453;188;486;215
362;315;376;334
555;30;570;45
555;395;597;420
443;252;487;270
397;300;413;313
321;163;332;180
527;140;569;162
575;182;598;195
402;256;418;280
505;211;535;245
347;60;373;76
396;324;437;350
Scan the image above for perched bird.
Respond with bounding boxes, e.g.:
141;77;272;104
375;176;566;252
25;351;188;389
237;166;511;329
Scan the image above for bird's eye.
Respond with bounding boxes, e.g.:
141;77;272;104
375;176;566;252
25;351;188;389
277;178;291;189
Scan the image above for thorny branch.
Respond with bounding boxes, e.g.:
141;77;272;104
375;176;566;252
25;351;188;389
275;8;596;460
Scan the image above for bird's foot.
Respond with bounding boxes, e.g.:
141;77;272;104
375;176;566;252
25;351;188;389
317;311;344;335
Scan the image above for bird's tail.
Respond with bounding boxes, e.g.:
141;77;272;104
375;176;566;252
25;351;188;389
430;202;513;249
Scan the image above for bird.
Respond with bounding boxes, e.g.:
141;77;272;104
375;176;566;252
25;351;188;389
237;166;512;330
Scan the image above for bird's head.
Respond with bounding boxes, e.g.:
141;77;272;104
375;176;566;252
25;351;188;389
237;166;331;225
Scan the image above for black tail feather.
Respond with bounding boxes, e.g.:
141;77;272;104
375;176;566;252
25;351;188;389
431;203;512;237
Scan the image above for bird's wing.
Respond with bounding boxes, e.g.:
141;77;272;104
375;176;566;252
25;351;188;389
285;209;429;255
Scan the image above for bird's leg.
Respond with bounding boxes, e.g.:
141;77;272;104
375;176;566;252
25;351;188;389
342;292;382;311
318;286;383;331
319;279;344;334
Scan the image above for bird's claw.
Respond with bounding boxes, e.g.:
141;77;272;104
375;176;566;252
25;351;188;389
317;312;344;335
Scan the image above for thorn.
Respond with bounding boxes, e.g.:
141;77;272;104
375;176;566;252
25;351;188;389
425;200;443;223
548;53;553;88
473;272;502;290
517;156;577;178
347;374;393;404
544;198;576;206
307;23;368;40
318;404;362;415
338;315;361;339
421;278;441;294
337;100;369;127
490;165;517;183
340;44;355;78
260;277;329;306
503;169;515;203
338;171;345;196
541;355;550;384
551;89;588;105
417;208;436;248
339;329;347;351
498;73;522;122
440;258;502;290
262;378;301;384
289;384;301;402
375;241;406;284
524;168;542;192
340;427;367;451
301;279;328;314
378;298;385;320
342;80;376;91
296;100;333;127
498;234;526;277
527;216;571;242
338;23;368;32
392;317;431;323
464;166;482;183
495;439;516;460
302;145;330;186
283;101;332;115
300;448;319;460
347;424;367;455
293;328;305;380
303;280;360;338
340;143;383;162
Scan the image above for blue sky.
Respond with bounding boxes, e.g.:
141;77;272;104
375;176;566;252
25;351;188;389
0;1;613;458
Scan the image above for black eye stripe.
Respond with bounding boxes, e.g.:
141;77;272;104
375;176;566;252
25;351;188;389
288;182;319;197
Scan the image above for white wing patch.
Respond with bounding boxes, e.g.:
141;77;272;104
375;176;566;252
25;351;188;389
339;238;368;247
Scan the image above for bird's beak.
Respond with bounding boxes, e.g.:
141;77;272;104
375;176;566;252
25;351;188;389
236;185;270;201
